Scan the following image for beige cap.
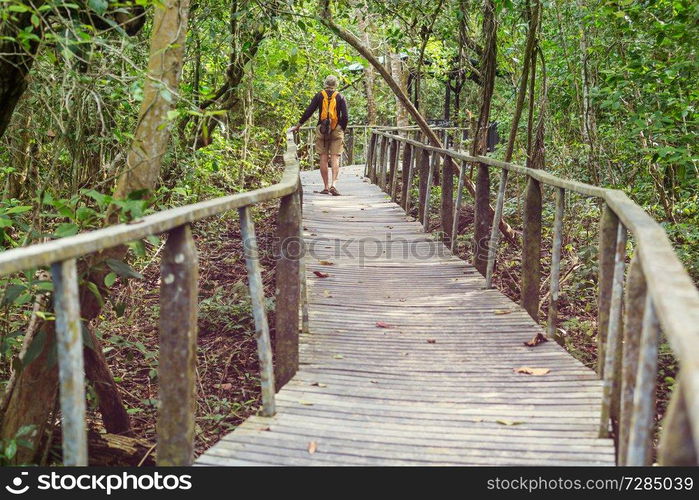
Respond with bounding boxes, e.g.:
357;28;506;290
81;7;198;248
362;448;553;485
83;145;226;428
324;75;339;89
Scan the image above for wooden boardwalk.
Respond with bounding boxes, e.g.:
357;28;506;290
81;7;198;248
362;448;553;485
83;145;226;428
197;165;615;466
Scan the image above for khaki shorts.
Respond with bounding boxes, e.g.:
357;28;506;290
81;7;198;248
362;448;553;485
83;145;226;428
315;124;344;155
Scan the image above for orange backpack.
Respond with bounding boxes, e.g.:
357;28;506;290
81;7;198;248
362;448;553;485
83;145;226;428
319;90;339;134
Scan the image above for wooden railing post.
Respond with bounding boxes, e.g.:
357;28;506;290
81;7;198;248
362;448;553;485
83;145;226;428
618;254;646;464
521;176;542;320
658;381;698;465
366;133;377;179
400;143;412;208
597;204;620;377
275;187;302;388
599;222;627;437
547;187;565;339
238;206;276;417
485;169;509;288
388;138;398;197
473;161;491;275
440;156;454;241
51;258;88;466
451;159;468;253
157;223;198;465
626;293;659;465
378;135;388;189
390;141;401;201
308;128;315;166
423;150;438;231
418;148;429;223
346;129;355;165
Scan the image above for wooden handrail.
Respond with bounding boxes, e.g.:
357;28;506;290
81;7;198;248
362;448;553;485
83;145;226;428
0;129;306;466
368;128;699;465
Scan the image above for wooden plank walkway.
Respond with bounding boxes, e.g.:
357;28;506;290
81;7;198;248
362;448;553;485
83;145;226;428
196;165;615;466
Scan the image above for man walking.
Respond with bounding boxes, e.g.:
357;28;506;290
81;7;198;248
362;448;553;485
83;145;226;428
293;75;349;195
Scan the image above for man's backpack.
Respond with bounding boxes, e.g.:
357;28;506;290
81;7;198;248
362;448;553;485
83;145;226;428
319;90;339;135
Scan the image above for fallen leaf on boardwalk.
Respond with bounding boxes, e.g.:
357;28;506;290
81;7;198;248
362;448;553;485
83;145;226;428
214;383;233;390
496;419;524;426
261;426;271;431
299;400;314;406
375;321;393;328
333;354;344;359
310;382;327;388
403;352;410;356
398;298;406;302
323;290;332;298
426;339;436;344
308;441;317;454
313;271;330;278
470;418;484;423
370;380;379;384
494;309;514;315
318;260;334;266
514;366;551;376
524;333;548;347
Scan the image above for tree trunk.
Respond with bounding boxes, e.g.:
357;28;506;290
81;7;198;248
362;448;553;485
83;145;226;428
2;0;191;461
471;0;497;275
391;53;409;128
358;12;377;125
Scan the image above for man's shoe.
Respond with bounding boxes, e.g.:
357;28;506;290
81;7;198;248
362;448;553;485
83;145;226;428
329;186;341;196
319;188;330;194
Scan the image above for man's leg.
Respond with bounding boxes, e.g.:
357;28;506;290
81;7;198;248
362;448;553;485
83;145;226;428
319;153;330;190
330;154;340;187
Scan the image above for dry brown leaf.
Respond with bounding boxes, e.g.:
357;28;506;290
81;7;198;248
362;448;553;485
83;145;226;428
310;382;327;388
214;383;233;390
494;309;514;315
307;441;317;454
370;380;379;384
313;271;330;278
323;290;332;297
332;354;344;359
426;339;436;344
524;333;548;347
514;366;551;376
298;400;314;406
318;260;334;266
375;321;393;328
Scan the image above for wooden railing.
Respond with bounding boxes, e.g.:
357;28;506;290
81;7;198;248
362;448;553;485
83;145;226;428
367;127;699;466
0;130;307;466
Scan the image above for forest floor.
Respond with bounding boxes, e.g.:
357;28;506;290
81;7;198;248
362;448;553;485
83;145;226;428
84;207;277;464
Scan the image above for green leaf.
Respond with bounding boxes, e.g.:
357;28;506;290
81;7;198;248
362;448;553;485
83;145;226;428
4;206;32;215
2;284;27;305
104;272;117;288
53;223;79;238
22;330;46;367
4;440;17;460
88;0;109;14
105;259;144;280
86;281;104;307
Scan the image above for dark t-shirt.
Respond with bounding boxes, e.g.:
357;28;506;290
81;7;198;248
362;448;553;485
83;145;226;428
298;90;348;130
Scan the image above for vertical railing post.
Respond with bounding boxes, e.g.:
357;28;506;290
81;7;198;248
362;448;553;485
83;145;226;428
598;204;620;377
239;206;276;417
423;150;438;231
618;254;646;464
418;148;429;223
440;155;455;242
51;258;88;466
308;128;315;165
388;138;398;197
547;187;565;339
658;381;698;465
599;222;627;437
378;135;388;189
400;143;412;209
366;132;377;179
473;160;491;276
347;129;354;165
157;224;198;465
451;159;467;253
485;169;509;288
521;175;542;320
626;293;659;465
275;187;301;388
390;140;401;201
